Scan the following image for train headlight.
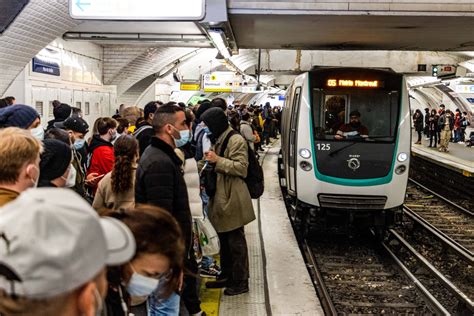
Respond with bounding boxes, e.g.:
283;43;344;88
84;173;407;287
299;161;312;171
395;165;407;175
397;152;408;162
299;148;311;159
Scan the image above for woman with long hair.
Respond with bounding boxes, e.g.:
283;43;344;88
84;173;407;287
103;206;185;316
93;135;139;210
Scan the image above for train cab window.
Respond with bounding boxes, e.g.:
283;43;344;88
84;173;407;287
313;89;399;142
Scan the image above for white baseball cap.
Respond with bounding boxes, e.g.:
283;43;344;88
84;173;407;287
0;188;136;299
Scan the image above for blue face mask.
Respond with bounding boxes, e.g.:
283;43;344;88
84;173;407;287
73;139;86;150
172;126;191;147
203;127;211;134
126;271;160;297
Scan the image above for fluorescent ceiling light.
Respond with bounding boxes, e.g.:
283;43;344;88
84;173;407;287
208;29;231;59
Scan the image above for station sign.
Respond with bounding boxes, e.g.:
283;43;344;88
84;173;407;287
203;72;250;93
69;0;205;20
32;47;61;76
455;85;474;94
180;81;200;91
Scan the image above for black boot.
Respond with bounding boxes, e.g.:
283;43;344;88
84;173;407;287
224;281;249;296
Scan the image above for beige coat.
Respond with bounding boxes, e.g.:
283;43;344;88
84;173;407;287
207;127;255;233
92;166;137;212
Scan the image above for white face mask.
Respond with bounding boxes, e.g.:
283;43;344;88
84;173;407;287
126;270;160;298
29;165;39;188
64;165;76;188
93;287;104;316
30;126;44;141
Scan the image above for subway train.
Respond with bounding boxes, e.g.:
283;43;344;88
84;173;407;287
279;67;411;234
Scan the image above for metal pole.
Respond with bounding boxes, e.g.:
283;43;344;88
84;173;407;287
257;48;262;91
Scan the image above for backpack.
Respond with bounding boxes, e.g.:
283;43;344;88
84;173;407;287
220;131;264;199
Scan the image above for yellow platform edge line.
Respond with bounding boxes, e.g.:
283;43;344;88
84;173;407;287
200;277;221;316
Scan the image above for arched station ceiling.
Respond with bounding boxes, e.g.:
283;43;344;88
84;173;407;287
1;0;474;103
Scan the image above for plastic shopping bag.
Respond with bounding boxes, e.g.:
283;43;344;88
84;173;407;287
195;217;220;256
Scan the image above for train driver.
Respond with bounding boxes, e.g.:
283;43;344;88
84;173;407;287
335;110;369;140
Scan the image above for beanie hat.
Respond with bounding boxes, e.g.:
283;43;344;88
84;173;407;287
0;104;40;129
39;139;72;185
200;107;229;142
62;116;89;134
53;103;72;121
195;101;212;121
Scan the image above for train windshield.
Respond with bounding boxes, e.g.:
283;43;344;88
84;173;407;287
312;89;400;142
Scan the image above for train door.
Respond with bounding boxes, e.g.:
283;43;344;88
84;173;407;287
288;86;302;194
46;88;59;120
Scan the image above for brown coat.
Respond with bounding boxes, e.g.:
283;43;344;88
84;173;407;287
92;166;136;211
0;188;19;207
207;127;255;233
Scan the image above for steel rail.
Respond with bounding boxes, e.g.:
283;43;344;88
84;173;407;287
388;229;474;313
403;206;473;264
302;240;338;316
408;178;473;217
380;240;450;315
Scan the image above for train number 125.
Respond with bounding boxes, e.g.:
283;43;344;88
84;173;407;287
316;143;331;151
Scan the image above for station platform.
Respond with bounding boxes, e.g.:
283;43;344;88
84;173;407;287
411;136;474;177
200;142;323;316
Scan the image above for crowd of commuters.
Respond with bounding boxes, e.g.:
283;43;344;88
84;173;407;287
0;96;279;315
413;105;472;152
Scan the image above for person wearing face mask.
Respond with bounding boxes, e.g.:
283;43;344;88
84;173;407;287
38;139;73;188
136;103;204;316
0;104;41;131
101;206;184;316
335;110;369;140
62;116;90;198
0;128;43;207
0;188;136;316
87;117;118;194
93;135;139;211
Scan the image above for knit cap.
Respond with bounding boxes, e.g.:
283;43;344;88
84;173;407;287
39;139;72;184
0;104;39;129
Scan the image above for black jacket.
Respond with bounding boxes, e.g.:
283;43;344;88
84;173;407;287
134;121;154;156
135;137;192;249
438;114;454;131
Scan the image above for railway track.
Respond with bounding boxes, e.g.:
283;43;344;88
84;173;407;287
404;178;474;262
303;232;444;315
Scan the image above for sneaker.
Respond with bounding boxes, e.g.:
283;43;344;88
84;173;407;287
200;264;221;278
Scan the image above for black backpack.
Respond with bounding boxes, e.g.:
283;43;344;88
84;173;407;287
220;131;264;199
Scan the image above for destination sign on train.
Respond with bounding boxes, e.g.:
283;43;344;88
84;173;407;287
70;0;205;20
327;79;380;88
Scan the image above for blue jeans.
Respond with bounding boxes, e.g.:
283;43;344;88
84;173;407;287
199;189;214;269
148;291;180;316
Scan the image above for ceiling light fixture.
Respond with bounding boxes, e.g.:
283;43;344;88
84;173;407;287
208;29;231;59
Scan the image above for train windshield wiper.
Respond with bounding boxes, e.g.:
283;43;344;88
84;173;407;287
329;141;358;157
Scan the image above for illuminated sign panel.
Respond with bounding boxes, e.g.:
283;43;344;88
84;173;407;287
327;79;380;88
69;0;205;20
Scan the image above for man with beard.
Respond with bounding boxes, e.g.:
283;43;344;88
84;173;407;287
335;110;369;140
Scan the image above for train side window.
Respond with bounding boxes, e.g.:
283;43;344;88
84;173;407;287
48;101;54;117
323;95;347;137
289;87;301;167
75;101;82;111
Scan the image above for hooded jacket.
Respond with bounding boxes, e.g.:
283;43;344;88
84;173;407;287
133;121;154;156
87;135;115;178
135;137;192;251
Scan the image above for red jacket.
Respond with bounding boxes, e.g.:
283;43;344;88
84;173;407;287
87;135;115;178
